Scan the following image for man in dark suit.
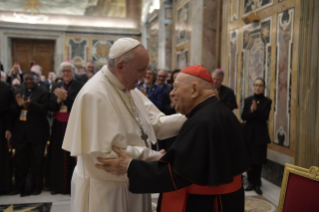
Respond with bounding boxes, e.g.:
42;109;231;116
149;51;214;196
31;65;50;91
211;68;238;110
78;61;97;83
136;67;164;111
11;71;50;196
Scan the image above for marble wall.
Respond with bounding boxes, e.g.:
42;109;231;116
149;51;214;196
222;0;301;182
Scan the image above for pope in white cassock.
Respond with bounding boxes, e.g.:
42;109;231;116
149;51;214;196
62;38;186;212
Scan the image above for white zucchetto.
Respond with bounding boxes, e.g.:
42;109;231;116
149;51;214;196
109;38;140;60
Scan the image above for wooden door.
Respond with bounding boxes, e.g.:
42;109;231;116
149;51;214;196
12;38;55;78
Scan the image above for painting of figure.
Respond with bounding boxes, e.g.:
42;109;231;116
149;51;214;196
229;30;238;93
244;0;273;14
273;8;294;148
176;1;190;46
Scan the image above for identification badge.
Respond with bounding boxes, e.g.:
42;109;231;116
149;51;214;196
60;104;68;113
20;109;27;121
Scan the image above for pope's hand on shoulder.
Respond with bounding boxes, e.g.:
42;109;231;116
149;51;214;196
95;146;132;177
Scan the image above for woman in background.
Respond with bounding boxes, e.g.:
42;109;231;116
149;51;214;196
241;78;272;195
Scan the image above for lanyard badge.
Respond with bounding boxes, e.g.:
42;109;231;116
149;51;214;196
20;109;27;121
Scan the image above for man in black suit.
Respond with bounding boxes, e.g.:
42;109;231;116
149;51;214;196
0;80;13;194
31;65;50;91
211;69;238;110
11;71;50;196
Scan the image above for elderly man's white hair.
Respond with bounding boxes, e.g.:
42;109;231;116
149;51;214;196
60;61;76;75
31;64;43;74
0;71;7;81
107;51;136;69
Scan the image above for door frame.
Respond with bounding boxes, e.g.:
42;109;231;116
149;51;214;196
0;29;64;74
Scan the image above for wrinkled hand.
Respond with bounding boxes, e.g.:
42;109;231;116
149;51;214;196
23;97;32;107
5;130;11;146
95;146;132;177
159;149;166;156
54;87;68;103
15;94;25;107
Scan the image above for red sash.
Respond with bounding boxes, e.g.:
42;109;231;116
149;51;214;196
55;112;70;123
161;174;242;212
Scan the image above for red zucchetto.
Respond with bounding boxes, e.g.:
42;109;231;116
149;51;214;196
181;65;214;84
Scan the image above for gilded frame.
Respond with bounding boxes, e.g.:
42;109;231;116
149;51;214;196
278;163;319;212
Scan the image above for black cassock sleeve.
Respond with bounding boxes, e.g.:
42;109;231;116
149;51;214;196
128;160;192;194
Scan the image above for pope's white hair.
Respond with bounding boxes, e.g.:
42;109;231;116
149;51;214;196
60;62;76;75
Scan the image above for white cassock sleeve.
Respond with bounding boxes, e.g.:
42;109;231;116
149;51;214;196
134;89;187;140
62;91;163;163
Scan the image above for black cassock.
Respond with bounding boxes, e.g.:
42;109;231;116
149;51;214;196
128;96;250;212
219;85;238;110
47;79;83;194
0;81;13;193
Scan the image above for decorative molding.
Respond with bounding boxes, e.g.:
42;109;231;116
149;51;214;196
267;149;295;165
0;21;141;36
0;29;65;75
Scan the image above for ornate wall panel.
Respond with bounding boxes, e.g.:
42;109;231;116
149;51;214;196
228;29;238;94
92;40;113;63
176;1;190;46
68;38;88;63
176;49;189;70
273;8;294;148
241;17;272;112
148;18;159;68
165;23;173;69
243;0;273;14
230;0;239;22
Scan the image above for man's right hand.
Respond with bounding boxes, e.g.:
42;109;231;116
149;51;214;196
15;94;25;107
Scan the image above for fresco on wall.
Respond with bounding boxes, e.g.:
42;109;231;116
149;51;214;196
176;1;190;46
244;0;273;14
0;0;126;17
92;40;113;63
241;17;272;115
273;8;294;148
68;38;88;63
228;29;238;94
165;23;173;70
176;49;189;70
148;18;159;69
230;0;239;22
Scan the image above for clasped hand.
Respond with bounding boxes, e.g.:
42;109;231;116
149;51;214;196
54;87;68;103
15;94;32;107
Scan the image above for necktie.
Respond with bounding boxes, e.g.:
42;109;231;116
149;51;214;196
146;86;150;94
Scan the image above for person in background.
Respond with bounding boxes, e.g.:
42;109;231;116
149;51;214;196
156;69;170;93
166;70;172;86
1;71;7;82
31;65;49;91
47;61;84;195
77;66;86;76
12;78;21;90
0;80;14;194
137;67;164;112
241;78;272;195
7;63;23;84
79;61;96;83
10;71;50;196
211;68;238;110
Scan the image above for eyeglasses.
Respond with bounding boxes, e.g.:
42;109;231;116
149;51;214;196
157;75;166;78
61;70;72;73
253;84;265;88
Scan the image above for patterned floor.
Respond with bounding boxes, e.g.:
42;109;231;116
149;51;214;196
0;177;280;212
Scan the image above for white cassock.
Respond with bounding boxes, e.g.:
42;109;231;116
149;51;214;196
62;66;186;212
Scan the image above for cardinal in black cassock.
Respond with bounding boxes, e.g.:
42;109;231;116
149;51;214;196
96;65;250;212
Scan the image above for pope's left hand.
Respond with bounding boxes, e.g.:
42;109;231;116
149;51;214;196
95;146;132;177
